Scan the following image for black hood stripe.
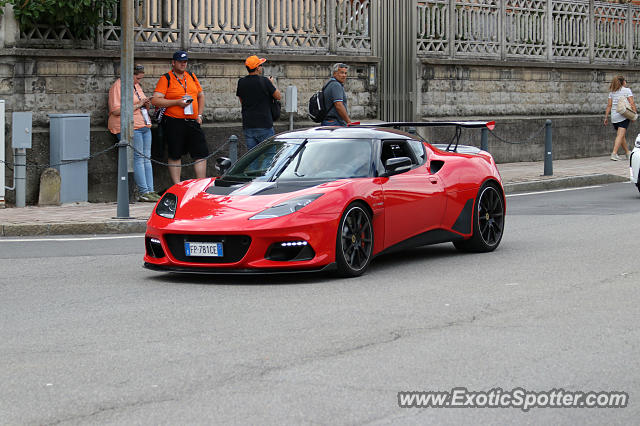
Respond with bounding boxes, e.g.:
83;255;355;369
206;179;332;196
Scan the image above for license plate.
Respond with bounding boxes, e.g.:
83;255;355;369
185;242;223;257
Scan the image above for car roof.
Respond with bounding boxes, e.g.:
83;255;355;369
274;126;416;141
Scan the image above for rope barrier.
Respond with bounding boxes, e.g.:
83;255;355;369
1;143;120;170
0;138;233;170
125;139;231;167
487;122;546;145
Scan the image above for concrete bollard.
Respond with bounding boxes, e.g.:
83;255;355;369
544;120;553;176
229;134;238;164
481;127;488;152
38;168;61;206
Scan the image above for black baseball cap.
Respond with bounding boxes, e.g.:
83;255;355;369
172;51;188;61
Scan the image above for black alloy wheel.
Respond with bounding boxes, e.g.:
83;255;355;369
454;183;504;252
336;203;374;277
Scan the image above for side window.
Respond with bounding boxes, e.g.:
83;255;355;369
380;139;419;165
408;140;426;164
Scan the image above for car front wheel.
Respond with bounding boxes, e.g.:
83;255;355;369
336;203;373;277
454;183;504;252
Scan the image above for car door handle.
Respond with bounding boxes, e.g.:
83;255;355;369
428;176;438;184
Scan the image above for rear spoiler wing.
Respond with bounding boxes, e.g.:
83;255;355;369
357;121;495;130
354;120;495;152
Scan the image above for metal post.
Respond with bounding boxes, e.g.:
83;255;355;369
116;0;134;219
258;0;267;51
449;0;456;59
15;148;26;207
481;127;488;152
180;0;190;51
588;0;595;63
328;0;337;53
627;3;633;66
544;119;553;176
229;135;238;164
408;0;417;121
499;0;505;61
546;0;553;61
0;100;4;208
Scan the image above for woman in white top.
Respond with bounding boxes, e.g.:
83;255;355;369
604;75;636;161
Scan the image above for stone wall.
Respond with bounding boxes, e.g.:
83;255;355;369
0;50;378;204
416;60;640;163
2;49;639;205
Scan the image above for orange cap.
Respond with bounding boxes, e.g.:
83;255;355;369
245;55;267;69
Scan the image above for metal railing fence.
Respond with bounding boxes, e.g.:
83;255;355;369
16;0;372;55
15;0;640;65
417;0;640;65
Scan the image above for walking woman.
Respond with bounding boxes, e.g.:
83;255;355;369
604;75;636;161
108;64;159;201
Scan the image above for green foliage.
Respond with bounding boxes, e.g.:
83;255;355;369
0;0;118;39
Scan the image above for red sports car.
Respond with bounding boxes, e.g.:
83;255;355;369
144;122;505;277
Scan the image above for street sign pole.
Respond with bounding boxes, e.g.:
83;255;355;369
116;0;134;218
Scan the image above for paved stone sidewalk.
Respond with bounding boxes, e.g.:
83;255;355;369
0;202;154;236
498;154;629;183
0;155;633;236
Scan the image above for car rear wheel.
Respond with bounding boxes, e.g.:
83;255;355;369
454;183;504;252
336;203;373;277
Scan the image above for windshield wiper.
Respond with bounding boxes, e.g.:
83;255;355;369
293;147;306;177
270;139;308;181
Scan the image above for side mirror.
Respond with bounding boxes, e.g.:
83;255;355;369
383;157;412;176
215;157;232;174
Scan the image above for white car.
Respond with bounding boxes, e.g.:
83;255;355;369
631;134;640;193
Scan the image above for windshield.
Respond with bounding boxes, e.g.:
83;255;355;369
224;138;373;181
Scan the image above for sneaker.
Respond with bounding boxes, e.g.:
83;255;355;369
611;153;620;161
138;192;156;202
149;191;162;201
625;152;630;159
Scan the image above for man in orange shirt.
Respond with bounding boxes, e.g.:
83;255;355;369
151;51;208;184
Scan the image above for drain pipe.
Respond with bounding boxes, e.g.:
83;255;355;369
14;148;26;207
11;112;32;208
0;100;4;208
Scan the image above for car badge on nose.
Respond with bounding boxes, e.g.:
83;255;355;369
205;215;214;220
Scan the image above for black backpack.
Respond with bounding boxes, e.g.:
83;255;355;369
308;80;336;123
153;71;196;124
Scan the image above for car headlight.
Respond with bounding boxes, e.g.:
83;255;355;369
156;193;178;219
635;137;640;148
250;194;323;220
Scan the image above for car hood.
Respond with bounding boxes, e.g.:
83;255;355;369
170;178;349;221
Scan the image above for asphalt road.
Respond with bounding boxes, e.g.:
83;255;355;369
1;183;639;425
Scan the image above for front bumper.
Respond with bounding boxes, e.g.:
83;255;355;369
143;262;336;275
631;148;640;184
143;213;339;272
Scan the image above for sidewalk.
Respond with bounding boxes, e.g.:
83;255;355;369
0;155;631;237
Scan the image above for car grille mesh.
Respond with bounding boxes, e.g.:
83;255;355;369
164;234;251;264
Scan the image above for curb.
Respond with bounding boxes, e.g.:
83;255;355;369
0;220;147;237
0;174;630;237
504;174;628;194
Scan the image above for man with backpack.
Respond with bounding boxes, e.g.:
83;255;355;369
236;55;282;150
320;63;352;126
151;50;208;184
